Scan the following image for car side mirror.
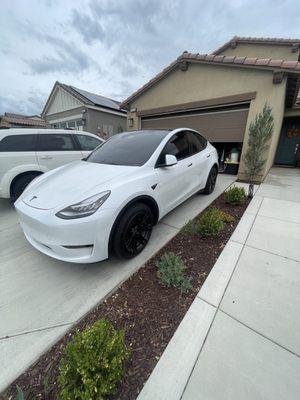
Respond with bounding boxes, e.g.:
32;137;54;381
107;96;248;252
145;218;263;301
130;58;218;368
164;154;178;167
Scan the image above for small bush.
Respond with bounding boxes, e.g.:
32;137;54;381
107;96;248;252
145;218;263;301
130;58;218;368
198;208;225;237
224;186;246;205
219;211;235;223
156;252;192;294
58;318;129;400
180;219;198;236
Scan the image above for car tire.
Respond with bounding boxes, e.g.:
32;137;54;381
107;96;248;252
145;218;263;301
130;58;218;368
113;203;154;259
11;173;39;201
203;166;218;195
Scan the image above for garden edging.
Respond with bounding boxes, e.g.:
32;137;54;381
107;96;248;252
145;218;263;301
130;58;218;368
137;185;261;400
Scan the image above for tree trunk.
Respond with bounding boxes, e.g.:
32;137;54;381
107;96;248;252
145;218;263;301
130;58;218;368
248;183;254;198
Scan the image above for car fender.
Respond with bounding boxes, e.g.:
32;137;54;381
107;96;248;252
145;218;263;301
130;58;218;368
1;163;43;198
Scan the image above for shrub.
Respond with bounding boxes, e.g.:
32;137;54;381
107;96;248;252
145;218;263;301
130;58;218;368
58;318;129;400
180;219;198;236
156;252;192;294
219;211;235;223
198;208;225;237
224;186;246;205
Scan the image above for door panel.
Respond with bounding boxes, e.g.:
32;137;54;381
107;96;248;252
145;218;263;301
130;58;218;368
36;133;82;171
275;119;300;165
142;107;249;142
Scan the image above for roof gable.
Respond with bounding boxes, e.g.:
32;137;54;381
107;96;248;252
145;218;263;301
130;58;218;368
43;84;83;116
121;52;300;108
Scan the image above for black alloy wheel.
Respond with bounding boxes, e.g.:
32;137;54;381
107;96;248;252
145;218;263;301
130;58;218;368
113;203;154;259
203;166;218;194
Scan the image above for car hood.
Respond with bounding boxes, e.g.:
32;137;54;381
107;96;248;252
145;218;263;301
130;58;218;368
22;161;138;210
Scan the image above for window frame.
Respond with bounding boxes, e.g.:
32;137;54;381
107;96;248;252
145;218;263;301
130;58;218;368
155;130;207;167
0;134;38;152
37;133;79;152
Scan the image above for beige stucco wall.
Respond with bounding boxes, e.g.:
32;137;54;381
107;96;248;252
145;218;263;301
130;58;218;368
127;62;287;181
220;43;300;60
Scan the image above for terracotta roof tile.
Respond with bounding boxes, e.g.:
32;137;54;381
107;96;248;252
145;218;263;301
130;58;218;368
233;56;247;64
213;35;300;55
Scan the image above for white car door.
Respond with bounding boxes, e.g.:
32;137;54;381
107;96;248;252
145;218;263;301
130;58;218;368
74;133;103;158
155;131;195;216
36;132;83;171
184;130;210;193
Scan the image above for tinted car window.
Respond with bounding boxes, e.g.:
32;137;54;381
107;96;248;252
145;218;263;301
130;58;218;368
157;132;191;164
76;134;101;151
87;130;169;166
38;134;75;151
186;131;207;154
0;134;37;152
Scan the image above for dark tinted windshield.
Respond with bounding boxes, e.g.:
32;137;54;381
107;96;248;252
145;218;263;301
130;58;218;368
87;130;169;166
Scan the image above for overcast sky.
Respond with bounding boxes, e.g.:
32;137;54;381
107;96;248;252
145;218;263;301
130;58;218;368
0;0;299;116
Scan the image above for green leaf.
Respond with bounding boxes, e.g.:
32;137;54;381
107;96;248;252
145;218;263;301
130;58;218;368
16;385;25;400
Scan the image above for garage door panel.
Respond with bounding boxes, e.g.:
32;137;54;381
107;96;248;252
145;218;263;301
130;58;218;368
142;108;249;142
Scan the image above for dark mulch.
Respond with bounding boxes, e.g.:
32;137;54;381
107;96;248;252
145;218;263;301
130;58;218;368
1;195;249;400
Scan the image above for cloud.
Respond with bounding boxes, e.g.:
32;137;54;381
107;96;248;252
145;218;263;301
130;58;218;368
0;90;47;115
1;0;300;115
23;32;93;74
71;9;105;45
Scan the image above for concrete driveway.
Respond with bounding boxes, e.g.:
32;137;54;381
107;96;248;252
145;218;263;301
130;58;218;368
0;174;235;392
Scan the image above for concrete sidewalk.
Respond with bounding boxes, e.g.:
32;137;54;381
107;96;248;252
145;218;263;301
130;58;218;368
138;167;300;400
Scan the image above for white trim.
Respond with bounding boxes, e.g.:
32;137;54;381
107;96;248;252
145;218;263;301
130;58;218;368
47;114;83;124
86;105;126;117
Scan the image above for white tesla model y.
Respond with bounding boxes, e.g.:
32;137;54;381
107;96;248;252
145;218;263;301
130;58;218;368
15;129;218;263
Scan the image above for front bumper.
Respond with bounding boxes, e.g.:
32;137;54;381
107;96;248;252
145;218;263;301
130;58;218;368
15;200;116;263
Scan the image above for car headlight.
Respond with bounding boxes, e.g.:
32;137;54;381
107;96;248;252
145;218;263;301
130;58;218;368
56;191;111;219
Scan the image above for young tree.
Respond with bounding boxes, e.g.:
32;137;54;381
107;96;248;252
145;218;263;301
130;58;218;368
243;103;274;198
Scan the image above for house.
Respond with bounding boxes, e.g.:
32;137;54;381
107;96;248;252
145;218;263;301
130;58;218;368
121;36;300;181
0;112;46;129
42;82;127;138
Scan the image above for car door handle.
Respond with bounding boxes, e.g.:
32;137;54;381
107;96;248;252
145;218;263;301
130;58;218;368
40;155;53;160
187;163;193;167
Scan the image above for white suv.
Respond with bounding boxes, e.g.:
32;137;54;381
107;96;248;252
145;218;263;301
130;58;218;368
0;129;104;200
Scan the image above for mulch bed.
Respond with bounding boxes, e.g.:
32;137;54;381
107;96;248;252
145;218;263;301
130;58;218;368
1;194;249;400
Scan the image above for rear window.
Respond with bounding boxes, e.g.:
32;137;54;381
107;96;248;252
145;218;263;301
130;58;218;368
37;134;76;151
0;134;37;152
87;130;169;166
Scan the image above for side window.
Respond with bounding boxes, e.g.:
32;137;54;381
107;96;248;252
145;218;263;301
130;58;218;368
0;134;37;152
37;134;76;151
186;131;207;155
76;134;101;151
157;132;191;165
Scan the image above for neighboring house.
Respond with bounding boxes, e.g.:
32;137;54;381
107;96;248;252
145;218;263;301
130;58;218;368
121;36;300;182
0;113;46;129
42;82;126;139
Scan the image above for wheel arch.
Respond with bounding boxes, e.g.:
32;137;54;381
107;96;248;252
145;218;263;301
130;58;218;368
10;170;43;197
108;195;159;256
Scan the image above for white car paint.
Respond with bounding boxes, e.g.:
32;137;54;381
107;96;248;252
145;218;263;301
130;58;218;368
0;128;103;198
15;128;218;263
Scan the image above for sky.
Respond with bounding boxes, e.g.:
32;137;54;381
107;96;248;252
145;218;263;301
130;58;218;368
0;0;299;116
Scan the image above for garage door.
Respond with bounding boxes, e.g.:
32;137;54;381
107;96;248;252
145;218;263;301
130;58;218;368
141;106;249;142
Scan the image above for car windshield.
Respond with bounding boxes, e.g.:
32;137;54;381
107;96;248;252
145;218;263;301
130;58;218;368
86;130;169;166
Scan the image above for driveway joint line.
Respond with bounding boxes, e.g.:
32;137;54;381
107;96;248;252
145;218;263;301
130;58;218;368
219;309;300;359
255;213;300;225
0;322;74;341
244;243;300;263
180;192;263;399
159;221;180;230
